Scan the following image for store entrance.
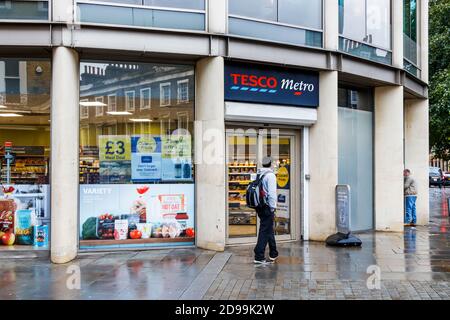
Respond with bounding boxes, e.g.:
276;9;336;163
226;127;300;245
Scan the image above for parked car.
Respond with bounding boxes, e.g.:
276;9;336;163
429;167;444;187
443;171;450;186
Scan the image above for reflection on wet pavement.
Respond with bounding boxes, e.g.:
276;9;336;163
1;188;449;300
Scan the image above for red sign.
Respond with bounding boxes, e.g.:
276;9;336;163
4;142;12;148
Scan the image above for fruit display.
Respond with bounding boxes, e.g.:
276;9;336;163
1;231;15;246
96;213;115;240
129;229;142;239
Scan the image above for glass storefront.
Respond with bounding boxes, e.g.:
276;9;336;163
78;61;195;249
0;58;51;248
226;128;295;242
338;87;374;231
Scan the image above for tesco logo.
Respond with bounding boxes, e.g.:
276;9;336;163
230;73;278;89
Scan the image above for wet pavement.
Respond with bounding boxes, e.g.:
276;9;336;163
0;188;449;300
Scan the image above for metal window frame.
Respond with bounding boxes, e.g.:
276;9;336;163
76;0;207;32
338;0;393;54
0;0;51;23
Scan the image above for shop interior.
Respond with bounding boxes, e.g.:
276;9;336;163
0;59;51;250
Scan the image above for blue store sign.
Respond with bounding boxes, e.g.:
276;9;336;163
225;62;319;108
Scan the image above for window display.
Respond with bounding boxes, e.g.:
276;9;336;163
79;60;195;249
0;59;51;249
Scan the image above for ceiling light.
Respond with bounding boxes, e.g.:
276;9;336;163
107;111;132;116
0;113;24;117
80;101;107;107
130;118;153;122
0;110;31;114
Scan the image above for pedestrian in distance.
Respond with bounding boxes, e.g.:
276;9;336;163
404;169;418;227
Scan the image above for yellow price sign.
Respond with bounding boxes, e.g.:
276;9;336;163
99;135;131;161
277;166;289;188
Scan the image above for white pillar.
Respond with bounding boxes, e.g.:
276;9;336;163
405;99;429;225
392;0;404;68
208;0;227;34
374;86;404;232
51;47;80;264
420;0;429;83
324;0;339;50
309;71;338;241
195;57;226;251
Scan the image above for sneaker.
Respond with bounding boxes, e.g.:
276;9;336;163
268;255;278;263
253;259;268;265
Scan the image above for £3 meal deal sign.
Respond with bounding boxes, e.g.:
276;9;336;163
99;135;131;161
224;62;319;107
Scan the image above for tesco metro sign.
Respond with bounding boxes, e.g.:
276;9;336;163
225;62;319;108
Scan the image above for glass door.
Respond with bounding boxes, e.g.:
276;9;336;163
261;134;293;241
226;128;297;244
226;130;258;241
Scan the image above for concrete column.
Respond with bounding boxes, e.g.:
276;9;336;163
195;57;226;251
405;99;429;225
309;71;338;241
392;0;404;69
324;0;339;51
208;0;227;34
420;0;429;83
374;86;404;232
51;47;80;264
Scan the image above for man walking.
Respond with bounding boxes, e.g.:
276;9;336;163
254;156;279;264
404;169;418;227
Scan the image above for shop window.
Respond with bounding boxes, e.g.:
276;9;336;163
125;90;135;111
160;83;171;107
79;60;195;250
140;88;151;110
177;79;189;104
0;59;51;249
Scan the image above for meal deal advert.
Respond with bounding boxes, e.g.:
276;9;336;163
161;135;192;181
79;184;195;247
99;135;131;162
131;135;162;182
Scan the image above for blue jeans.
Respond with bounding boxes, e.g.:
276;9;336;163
404;196;417;224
